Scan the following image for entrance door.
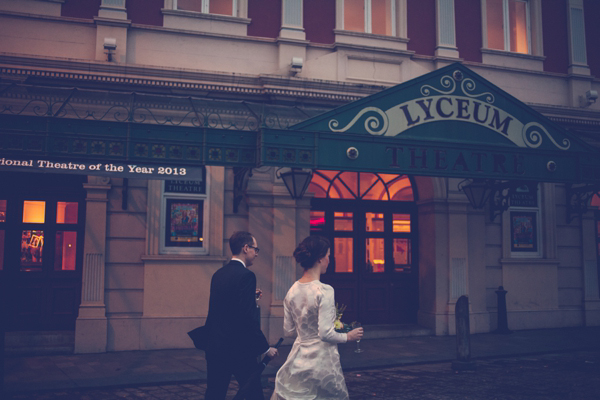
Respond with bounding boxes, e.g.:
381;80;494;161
308;171;418;325
0;173;85;331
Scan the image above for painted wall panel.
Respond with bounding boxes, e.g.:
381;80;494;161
407;0;436;56
304;0;335;44
248;0;281;38
542;0;569;74
62;0;101;19
584;0;600;78
455;0;482;63
127;0;164;26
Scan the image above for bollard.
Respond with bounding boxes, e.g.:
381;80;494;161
493;286;512;334
451;295;476;371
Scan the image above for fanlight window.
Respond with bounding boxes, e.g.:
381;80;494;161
308;170;413;201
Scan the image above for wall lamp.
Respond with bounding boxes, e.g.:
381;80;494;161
458;179;533;221
290;57;303;75
581;89;598;108
276;167;313;199
104;37;117;62
565;183;600;223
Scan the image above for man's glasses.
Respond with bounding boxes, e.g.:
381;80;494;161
247;245;260;254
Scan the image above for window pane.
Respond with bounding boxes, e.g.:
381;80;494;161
487;0;505;50
334;237;353;273
310;211;325;233
55;231;77;271
371;0;393;36
0;230;4;271
56;202;78;224
165;200;204;247
210;0;233;15
21;230;44;271
0;200;6;222
23;201;45;223
366;238;384;273
177;0;203;12
334;212;353;231
366;212;384;232
509;0;528;53
393;214;411;233
344;0;365;33
393;238;411;272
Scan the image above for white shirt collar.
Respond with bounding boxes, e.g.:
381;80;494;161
231;257;246;268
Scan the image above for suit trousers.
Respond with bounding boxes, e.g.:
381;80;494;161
205;352;264;400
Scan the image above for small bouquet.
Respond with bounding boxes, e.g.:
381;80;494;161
334;303;355;333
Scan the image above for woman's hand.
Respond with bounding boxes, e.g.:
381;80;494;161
346;327;364;342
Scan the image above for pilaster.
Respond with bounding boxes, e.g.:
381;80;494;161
278;0;307;75
582;211;600;325
435;0;459;60
94;0;131;63
75;176;111;353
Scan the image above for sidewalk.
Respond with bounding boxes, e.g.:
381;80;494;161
4;326;600;393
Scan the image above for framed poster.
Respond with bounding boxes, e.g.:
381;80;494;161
165;199;203;247
510;211;537;252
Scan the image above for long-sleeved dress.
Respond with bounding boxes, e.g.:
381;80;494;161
271;280;349;400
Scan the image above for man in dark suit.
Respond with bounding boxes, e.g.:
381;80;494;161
205;231;278;400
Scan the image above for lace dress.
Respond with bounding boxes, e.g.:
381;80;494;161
271;280;349;400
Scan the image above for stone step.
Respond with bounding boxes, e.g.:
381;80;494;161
361;324;433;340
4;331;75;356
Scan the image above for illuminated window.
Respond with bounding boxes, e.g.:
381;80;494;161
54;231;77;271
23;201;45;223
486;0;530;54
310;210;325;233
176;0;236;16
393;238;411;272
393;214;411;233
0;200;6;223
366;238;385;273
334;237;353;273
343;0;395;36
56;202;78;224
366;213;384;232
308;171;413;201
21;230;44;271
334;212;353;231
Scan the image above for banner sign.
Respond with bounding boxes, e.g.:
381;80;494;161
0;157;204;180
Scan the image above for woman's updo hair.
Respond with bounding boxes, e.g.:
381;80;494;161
293;235;331;270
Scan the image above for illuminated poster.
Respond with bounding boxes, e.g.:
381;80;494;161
165;199;203;247
510;211;537;252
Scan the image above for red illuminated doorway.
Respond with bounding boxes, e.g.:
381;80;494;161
0;173;85;331
308;171;418;325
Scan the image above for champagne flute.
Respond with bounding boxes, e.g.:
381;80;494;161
353;322;363;353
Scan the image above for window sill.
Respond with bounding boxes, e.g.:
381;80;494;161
481;48;546;72
334;29;409;52
162;9;250;36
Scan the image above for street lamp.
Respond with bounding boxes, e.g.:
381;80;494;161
276;167;313;199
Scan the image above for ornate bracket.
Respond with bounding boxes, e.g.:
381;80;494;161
233;167;252;213
565;183;600;223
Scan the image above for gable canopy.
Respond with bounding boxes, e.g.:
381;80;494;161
262;63;600;184
1;63;599;184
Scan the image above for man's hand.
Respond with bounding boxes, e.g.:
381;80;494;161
266;347;279;358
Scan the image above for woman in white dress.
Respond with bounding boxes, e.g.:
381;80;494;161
272;236;363;400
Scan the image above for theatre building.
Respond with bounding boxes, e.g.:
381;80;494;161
0;0;599;354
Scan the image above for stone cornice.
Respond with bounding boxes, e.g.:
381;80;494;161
0;54;384;104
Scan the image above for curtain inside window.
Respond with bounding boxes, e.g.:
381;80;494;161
487;0;505;50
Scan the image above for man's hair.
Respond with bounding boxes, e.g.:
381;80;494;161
229;231;254;255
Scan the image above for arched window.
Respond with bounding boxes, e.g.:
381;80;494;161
308;170;414;201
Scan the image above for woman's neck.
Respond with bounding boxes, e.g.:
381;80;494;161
299;266;321;283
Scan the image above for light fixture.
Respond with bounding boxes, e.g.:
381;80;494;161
581;89;598;107
290;57;303;75
276;167;313;199
458;179;492;210
104;37;117;62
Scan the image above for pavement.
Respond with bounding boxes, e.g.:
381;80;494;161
3;326;600;394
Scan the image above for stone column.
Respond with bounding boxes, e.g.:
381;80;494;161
75;176;111;353
435;0;459;60
581;211;600;325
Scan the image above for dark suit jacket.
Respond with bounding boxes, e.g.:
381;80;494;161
205;259;270;359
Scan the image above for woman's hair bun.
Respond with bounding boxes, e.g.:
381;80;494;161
293;236;330;270
293;247;311;264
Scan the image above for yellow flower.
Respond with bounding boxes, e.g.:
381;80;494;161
334;319;343;330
